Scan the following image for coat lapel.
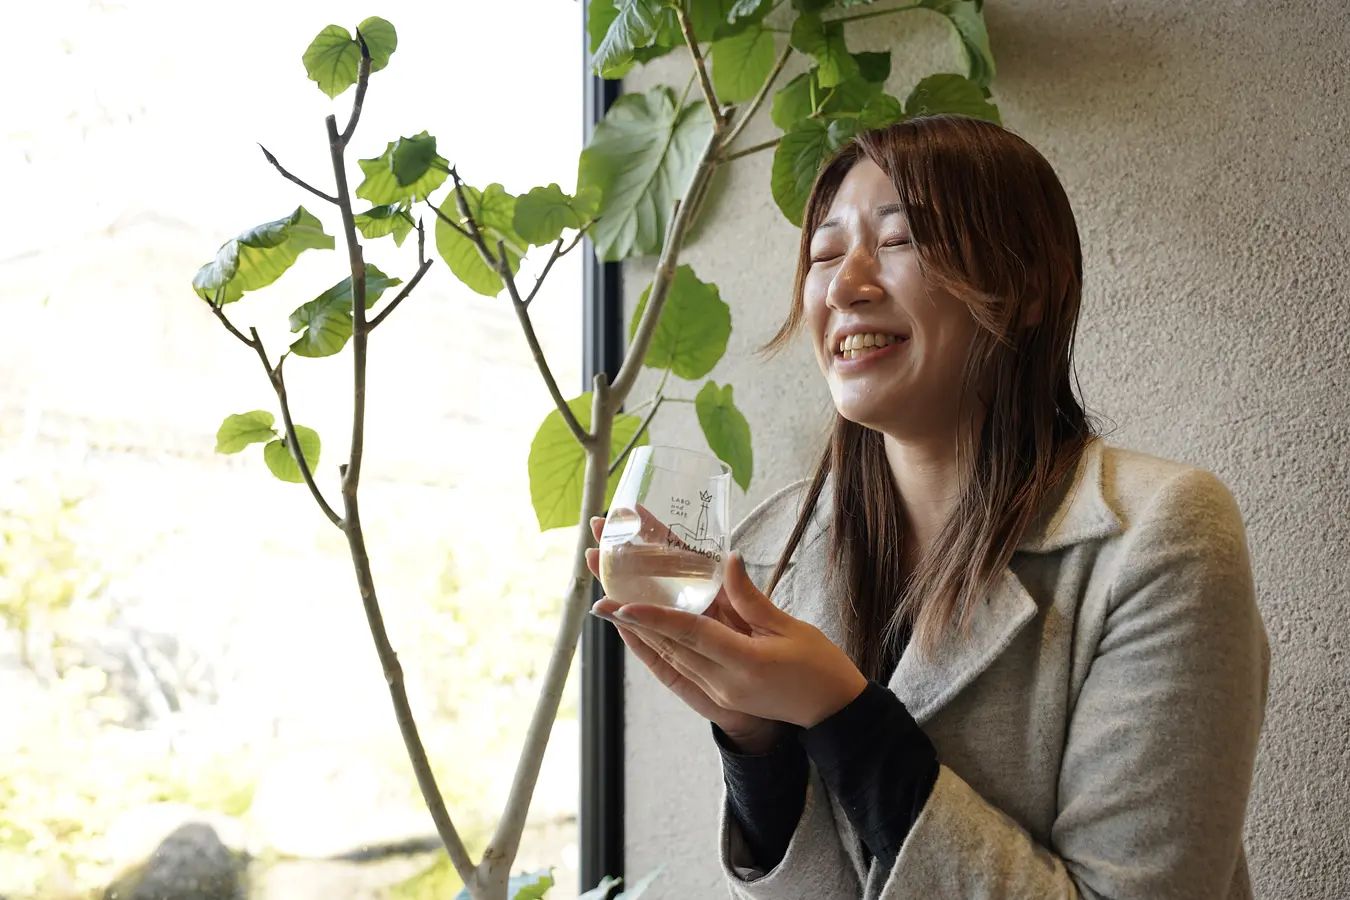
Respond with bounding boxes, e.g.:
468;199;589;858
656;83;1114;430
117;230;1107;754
887;439;1122;723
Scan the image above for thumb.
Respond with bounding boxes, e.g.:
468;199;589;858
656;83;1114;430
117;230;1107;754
722;552;785;631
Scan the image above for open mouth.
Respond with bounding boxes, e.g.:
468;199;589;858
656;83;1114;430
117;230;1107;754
835;332;908;361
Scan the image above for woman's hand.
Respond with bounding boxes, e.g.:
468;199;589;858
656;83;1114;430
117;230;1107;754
586;517;781;753
587;517;867;731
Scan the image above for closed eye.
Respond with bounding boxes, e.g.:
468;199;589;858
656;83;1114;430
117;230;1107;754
810;252;842;265
881;236;911;248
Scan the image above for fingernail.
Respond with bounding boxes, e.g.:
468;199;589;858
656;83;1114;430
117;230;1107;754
590;516;603;526
589;608;615;623
612;607;637;624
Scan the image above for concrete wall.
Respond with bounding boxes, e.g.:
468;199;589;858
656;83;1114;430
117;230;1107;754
620;1;1350;897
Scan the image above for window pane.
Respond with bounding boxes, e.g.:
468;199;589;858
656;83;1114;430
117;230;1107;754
1;2;583;897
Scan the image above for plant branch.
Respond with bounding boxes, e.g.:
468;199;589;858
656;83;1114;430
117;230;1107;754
484;375;613;876
266;350;344;528
425;199;471;238
524;226;588;308
676;5;726;130
610;394;664;476
339;31;373;148
721;43;793;152
370;218;430;330
827;2;921;25
450;167;499;269
723;136;780;162
323;110;477;889
611;127;721;406
205;299;258;348
258;145;339;205
496;239;591;446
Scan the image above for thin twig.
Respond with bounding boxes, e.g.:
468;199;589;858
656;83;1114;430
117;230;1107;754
369;218;430;330
324;109;477;888
722;136;781;162
496;239;591;446
258;144;339;205
424;199;471;239
524;226;588;308
265;350;344;528
676;5;726;130
206;299;258;348
339;31;372;149
609;395;664;476
449;167;498;269
721;43;793;152
827;2;921;25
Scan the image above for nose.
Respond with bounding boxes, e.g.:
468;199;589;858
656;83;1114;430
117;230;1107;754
826;246;884;310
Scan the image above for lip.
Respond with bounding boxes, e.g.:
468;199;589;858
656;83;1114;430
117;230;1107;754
832;337;908;373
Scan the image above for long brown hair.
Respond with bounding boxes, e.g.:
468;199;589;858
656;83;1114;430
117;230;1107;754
764;116;1094;678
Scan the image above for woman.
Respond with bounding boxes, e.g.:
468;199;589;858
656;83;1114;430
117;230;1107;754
587;116;1269;899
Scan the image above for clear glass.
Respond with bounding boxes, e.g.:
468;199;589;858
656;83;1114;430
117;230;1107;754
599;446;732;615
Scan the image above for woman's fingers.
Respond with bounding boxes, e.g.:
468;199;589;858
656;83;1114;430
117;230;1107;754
610;622;728;720
707;588;751;634
585;547;600;579
590;516;606;542
613;602;750;668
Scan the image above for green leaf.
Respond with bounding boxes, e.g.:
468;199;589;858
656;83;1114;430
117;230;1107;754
356;132;449;206
356;16;397;72
616;867;664;900
853;51;891;83
578;876;622;900
771;118;856;225
354;203;414;247
591;0;666;77
859;91;904;128
791;0;836;11
903;72;1000;123
918;0;995;87
711;25;776;105
528;393;647;531
771;53;887;130
789;13;859;87
509;870;555;900
689;0;771;41
288;264;402;358
215;411;277;454
696;382;753;491
435;184;524;297
264;425;321;484
578;87;716;262
513;183;600;246
628;265;731;380
302;25;360;98
728;0;774;21
193;207;334;306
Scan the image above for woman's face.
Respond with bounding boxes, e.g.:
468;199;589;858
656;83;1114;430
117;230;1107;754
804;159;980;439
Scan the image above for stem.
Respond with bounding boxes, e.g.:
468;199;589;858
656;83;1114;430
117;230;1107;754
265;348;343;528
324;108;476;889
609;394;664;476
426;199;471;239
370;218;430;330
723;137;780;162
721;44;793;153
258;145;339;205
339;31;372;148
827;2;921;25
524;227;588;308
676;5;726;130
497;239;591;446
482;374;614;881
449;167;499;269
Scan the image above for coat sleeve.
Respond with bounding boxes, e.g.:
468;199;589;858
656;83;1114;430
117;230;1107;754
877;468;1268;899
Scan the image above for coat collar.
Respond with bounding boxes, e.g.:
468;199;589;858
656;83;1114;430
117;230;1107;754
891;438;1123;722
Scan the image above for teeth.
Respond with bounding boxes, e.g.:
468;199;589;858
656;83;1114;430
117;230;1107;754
837;332;900;355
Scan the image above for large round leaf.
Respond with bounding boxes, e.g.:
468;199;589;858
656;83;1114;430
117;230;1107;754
435;184;524;297
771;118;856;226
695;382;753;491
628;265;731;381
578;87;715;262
288;264;402;358
711;24;777;105
512;184;601;246
264;425;321;484
918;0;995;87
528;393;646;531
303;25;361;98
789;13;859;88
590;0;666;77
216;411;277;454
356;132;449;206
193;207;334;306
353;203;414;246
356;16;397;72
903;73;1000;123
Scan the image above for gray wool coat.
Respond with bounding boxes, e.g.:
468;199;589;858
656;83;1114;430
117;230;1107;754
720;440;1269;900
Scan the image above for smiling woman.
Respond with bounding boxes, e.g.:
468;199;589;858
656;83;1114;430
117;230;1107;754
593;116;1269;900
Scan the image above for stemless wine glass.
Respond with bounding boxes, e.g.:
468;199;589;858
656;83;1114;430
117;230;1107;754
598;445;732;615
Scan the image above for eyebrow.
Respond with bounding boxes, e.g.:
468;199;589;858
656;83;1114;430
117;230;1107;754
816;203;906;232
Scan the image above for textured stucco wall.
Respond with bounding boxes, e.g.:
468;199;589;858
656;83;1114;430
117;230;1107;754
620;2;1350;897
